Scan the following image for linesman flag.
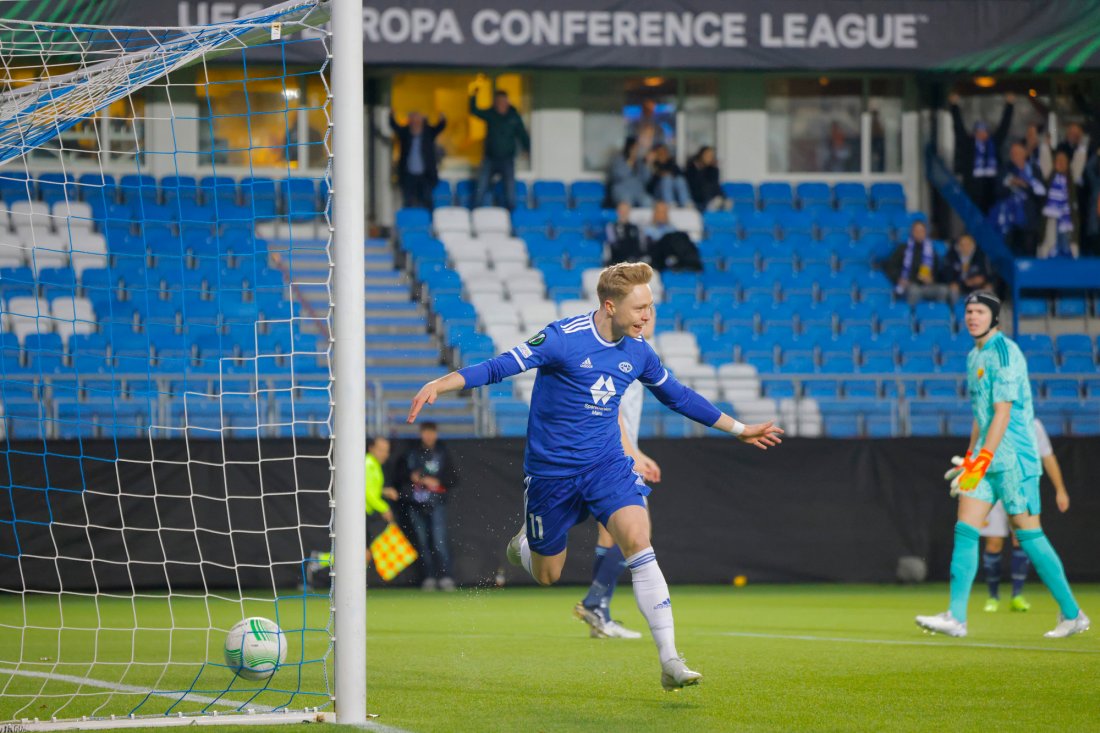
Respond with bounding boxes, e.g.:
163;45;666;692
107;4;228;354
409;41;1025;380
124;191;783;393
370;523;418;581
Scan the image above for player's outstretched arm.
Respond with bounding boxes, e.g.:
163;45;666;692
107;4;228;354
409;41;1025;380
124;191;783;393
407;371;467;424
713;413;784;450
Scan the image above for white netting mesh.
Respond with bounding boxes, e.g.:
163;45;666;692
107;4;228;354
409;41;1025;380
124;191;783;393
0;1;338;725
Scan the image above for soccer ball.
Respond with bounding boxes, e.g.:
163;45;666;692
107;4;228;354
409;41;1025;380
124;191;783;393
224;617;287;680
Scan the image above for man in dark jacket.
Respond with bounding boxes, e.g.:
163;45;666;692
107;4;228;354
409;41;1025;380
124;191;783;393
886;220;951;306
946;234;996;299
396;422;459;591
950;92;1015;215
470;89;530;210
389;111;446;210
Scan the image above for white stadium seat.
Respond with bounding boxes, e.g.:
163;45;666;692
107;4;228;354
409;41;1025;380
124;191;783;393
471;207;511;237
668;207;703;241
432;206;472;237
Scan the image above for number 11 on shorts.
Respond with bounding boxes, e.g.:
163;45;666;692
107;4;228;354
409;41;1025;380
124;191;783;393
528;513;543;540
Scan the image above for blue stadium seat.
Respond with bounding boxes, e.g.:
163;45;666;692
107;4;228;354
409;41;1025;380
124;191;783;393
1016;333;1054;355
199;175;238;207
1055;295;1089;318
759;182;793;208
815;209;853;237
870;182;906;210
532;180;567;208
1043;379;1080;399
552;209;589;238
1059;354;1096;373
703;211;738;237
721;182;755;208
432;180;453;208
1026;353;1058;374
512;208;552;237
778;210;814;238
118;174;157;205
914;302;953;333
1016;297;1049;319
740;211;776;237
396;207;432;235
1055;333;1094;357
570;181;605;208
1069;412;1100;435
796;181;832;208
834;182;868;209
161;175;200;206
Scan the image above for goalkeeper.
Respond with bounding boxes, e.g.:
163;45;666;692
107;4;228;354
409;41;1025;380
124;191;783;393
916;293;1088;639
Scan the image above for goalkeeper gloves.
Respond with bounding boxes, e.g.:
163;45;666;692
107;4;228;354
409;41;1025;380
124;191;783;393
945;449;993;496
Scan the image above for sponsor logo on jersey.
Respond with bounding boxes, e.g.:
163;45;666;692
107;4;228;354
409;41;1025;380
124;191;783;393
579;357;593;369
527;332;546;346
589;375;616;405
618;361;633;373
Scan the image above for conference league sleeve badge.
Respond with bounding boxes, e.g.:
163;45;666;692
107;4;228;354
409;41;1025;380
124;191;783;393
527;332;546;346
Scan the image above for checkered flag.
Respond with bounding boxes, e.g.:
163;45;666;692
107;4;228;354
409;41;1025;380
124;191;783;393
369;523;418;581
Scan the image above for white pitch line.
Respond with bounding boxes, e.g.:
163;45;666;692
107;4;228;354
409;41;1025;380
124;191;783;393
0;667;275;711
0;668;417;732
718;631;1100;654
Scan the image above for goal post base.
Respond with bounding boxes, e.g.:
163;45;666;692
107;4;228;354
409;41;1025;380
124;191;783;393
14;709;335;731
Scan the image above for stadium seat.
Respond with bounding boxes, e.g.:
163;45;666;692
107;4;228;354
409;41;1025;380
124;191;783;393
570;181;605;208
532;180;567;208
795;182;832;208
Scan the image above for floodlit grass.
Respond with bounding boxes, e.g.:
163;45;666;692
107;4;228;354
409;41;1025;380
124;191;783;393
2;584;1099;732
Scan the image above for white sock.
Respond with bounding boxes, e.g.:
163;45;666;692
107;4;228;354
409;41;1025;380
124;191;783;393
626;547;677;664
519;535;533;576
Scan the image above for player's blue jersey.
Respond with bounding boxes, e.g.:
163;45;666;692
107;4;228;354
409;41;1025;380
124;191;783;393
458;312;722;477
511;313;668;477
966;331;1040;477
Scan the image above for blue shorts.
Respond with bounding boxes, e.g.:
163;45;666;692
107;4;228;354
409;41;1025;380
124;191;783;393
523;454;650;556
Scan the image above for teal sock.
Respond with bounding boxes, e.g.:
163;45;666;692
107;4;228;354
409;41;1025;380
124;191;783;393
949;522;981;623
1016;528;1080;620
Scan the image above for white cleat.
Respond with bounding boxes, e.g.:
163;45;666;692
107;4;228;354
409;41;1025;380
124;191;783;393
915;611;968;637
660;657;702;691
601;620;642;639
573;602;608;638
1044;611;1090;639
505;525;526;568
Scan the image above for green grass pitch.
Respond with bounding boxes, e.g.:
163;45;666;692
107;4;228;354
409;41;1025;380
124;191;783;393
2;584;1098;732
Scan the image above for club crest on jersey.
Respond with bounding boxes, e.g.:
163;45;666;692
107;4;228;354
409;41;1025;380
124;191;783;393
618;361;633;373
527;332;546;346
977;368;985;379
589;375;616;405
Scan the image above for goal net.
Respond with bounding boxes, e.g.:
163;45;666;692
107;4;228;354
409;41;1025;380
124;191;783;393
0;1;340;727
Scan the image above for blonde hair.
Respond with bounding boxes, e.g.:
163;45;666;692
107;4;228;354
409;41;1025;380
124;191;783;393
597;262;653;305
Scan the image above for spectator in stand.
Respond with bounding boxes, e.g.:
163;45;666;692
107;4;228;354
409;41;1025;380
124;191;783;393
609;136;653;207
629;98;669;157
887;220;951;306
643;201;702;272
946;235;995;299
1084;147;1100;257
1056;122;1093;249
950;92;1015;214
1025;123;1043;168
685;146;727;211
388;111;446;210
1038;148;1079;258
821;120;859;173
647;144;692;207
396;421;459;591
993;141;1046;257
605;201;644;265
470;86;529;211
